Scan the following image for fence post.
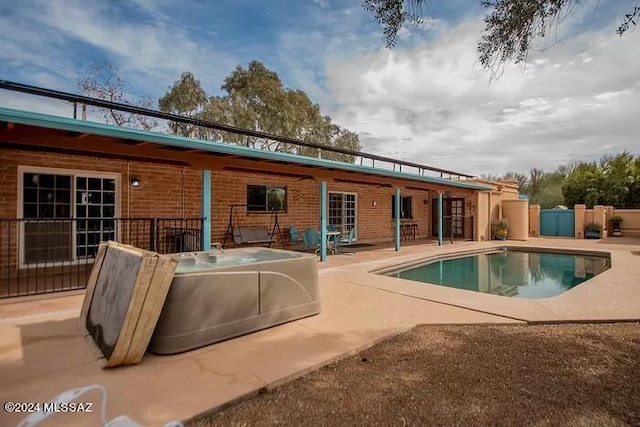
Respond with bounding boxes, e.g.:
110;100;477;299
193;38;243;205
150;218;157;252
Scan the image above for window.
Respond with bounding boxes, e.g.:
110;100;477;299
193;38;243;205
19;168;118;265
247;185;286;212
391;196;413;219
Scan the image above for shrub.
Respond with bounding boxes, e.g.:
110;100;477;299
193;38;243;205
584;222;602;232
492;218;509;231
609;215;623;225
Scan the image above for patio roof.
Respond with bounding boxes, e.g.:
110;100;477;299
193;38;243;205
0;107;491;191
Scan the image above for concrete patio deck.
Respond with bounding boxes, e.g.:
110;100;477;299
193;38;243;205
1;237;638;426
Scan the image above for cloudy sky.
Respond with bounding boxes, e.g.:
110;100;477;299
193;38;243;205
0;0;638;176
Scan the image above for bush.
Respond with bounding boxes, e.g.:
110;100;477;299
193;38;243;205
492;218;509;231
584;222;602;232
609;215;623;225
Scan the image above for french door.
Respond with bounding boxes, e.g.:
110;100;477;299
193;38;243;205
328;192;357;238
20;169;118;265
431;198;464;238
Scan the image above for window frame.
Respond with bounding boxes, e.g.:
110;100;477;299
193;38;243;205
391;195;413;220
246;184;287;213
16;166;121;268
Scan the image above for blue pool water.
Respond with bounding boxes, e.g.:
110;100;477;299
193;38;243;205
385;250;610;298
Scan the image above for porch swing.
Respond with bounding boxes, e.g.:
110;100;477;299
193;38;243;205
221;204;285;249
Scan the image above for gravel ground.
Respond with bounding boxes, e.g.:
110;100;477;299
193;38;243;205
188;323;640;426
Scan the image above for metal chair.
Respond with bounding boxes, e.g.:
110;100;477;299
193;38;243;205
337;227;357;254
289;226;299;242
302;228;320;254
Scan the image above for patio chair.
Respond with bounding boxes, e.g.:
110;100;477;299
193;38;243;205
289;226;299;242
302;228;320;254
337;227;357;254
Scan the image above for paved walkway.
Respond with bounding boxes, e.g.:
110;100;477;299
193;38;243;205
0;237;638;426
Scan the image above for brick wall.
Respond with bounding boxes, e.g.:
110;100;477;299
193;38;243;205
1;147;481;246
0;148;202;219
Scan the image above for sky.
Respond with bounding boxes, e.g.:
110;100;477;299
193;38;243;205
0;0;638;176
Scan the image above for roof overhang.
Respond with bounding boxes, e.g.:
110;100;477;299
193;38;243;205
0;107;492;191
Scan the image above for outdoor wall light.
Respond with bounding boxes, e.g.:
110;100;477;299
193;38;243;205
131;177;140;188
372;201;378;207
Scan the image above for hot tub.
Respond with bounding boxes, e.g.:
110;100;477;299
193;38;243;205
149;246;320;355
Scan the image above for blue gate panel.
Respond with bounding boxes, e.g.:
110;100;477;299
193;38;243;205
540;209;575;237
557;211;575;237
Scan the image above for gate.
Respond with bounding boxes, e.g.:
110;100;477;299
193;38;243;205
540;209;575;237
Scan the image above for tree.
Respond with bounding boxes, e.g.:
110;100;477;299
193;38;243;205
503;171;528;189
160;62;361;163
76;64;157;130
562;152;640;208
363;1;638;78
158;72;207;137
562;161;604;208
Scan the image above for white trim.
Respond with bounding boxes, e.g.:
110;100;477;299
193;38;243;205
328;191;358;241
16;166;122;268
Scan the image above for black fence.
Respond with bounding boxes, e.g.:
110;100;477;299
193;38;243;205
0;217;204;298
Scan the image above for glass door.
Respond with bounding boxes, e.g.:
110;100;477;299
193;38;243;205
75;177;116;259
328;192;357;238
432;198;465;238
451;199;464;237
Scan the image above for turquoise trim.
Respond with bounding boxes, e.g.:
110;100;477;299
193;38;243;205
320;181;327;262
0;107;491;191
395;188;401;251
202;170;211;251
438;193;443;246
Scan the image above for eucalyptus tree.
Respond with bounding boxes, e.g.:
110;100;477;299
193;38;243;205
160;61;361;163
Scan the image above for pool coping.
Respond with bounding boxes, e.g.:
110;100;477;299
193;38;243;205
1;238;639;427
331;241;640;323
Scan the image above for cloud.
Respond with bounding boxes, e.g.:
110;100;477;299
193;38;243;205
1;0;638;179
325;14;640;176
1;0;240;99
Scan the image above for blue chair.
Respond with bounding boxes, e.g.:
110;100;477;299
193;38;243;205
337;227;356;254
289;226;299;242
302;228;320;254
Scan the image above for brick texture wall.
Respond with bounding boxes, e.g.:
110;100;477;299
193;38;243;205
1;147;480;248
0;148;202;219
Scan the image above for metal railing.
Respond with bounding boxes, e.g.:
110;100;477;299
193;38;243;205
0;80;475;181
0;217;204;298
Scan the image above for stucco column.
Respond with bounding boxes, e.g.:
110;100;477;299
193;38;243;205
605;206;614;231
593;205;606;238
529;204;540;237
574;204;586;239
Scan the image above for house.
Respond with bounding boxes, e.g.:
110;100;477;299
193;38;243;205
0;94;524;298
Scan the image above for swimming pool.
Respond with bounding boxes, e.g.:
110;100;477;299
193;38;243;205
383;248;611;299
